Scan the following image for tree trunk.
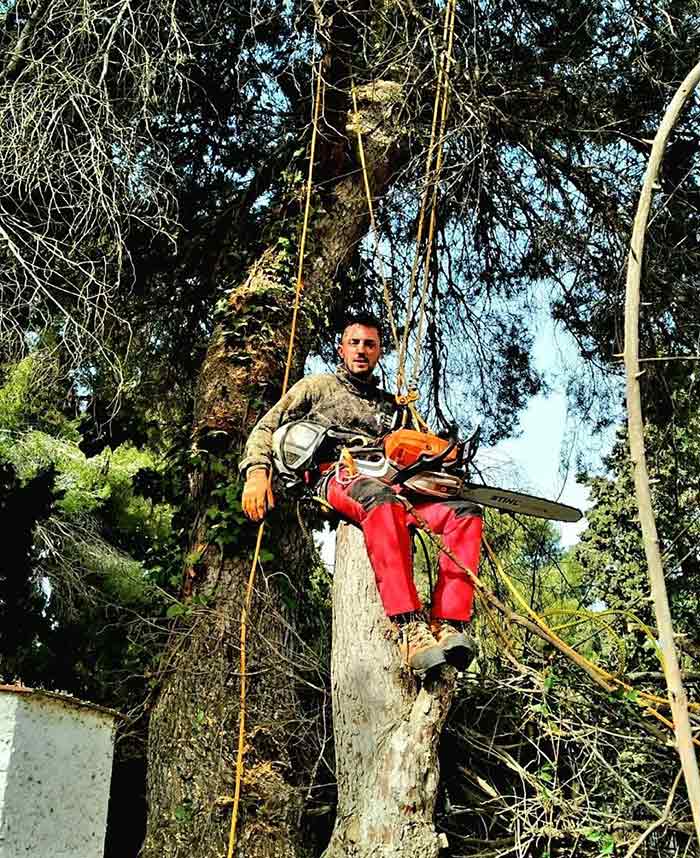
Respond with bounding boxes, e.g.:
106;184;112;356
143;528;310;858
142;80;407;858
323;524;455;858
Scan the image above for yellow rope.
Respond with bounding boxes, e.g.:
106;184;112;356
227;57;325;858
353;77;435;430
409;0;456;391
226;523;264;858
281;60;325;396
351;3;456;416
351;82;402;360
397;0;456;390
543;609;628;674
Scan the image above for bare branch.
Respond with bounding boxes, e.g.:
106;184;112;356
0;0;194;390
624;57;700;842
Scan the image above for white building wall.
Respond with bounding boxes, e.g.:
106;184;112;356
0;689;116;858
0;694;18;846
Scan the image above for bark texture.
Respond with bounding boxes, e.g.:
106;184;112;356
323;524;456;858
142;80;407;858
143;530;308;858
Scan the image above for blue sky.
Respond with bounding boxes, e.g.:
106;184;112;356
481;313;620;547
485;390;594;547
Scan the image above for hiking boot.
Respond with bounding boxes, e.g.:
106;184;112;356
394;615;446;675
431;619;476;671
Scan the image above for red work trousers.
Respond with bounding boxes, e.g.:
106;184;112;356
325;473;483;621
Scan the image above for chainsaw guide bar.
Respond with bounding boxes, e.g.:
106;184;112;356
460;484;583;523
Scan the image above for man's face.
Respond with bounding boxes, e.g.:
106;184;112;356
338;324;382;378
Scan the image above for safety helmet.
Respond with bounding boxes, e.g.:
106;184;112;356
272;420;330;482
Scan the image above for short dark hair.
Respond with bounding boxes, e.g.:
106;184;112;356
341;312;383;342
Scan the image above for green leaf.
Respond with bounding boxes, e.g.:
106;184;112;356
166;603;187;618
543;671;557;692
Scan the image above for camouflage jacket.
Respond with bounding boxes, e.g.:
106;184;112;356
239;366;398;476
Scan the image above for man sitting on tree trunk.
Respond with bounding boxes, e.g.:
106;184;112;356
240;313;483;675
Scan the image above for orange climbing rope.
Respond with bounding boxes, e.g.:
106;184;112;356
226;56;325;858
344;1;692;742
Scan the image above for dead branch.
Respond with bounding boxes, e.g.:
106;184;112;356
625;768;683;858
0;0;191;385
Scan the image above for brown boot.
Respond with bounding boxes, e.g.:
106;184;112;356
394;614;446;675
431;619;476;671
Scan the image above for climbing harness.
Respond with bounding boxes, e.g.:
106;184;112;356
271;418;468;490
271;421;373;483
394;390;431;431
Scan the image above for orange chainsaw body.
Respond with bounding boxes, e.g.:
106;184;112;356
383;429;458;468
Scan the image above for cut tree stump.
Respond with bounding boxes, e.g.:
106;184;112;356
323;523;456;858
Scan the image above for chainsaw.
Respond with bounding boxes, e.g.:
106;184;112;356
341;425;583;523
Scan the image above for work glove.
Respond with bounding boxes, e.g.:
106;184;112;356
242;468;275;522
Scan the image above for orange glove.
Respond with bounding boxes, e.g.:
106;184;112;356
242;468;275;522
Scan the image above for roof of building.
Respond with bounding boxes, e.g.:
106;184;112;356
0;683;122;720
